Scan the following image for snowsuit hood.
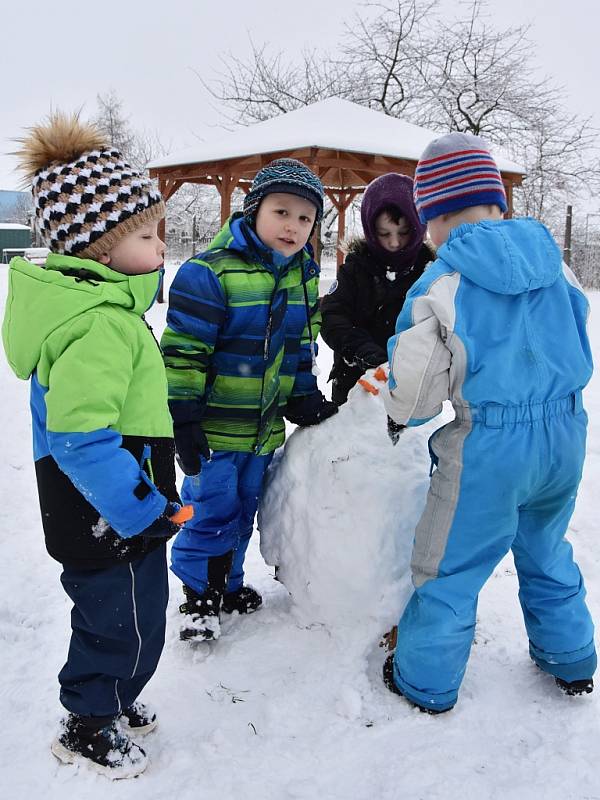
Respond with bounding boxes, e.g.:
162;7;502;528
438;218;562;295
3;254;162;380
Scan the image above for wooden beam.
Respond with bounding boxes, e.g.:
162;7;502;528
160;178;184;202
150;144;524;193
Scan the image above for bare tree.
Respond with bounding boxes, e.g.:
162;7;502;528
1;192;32;225
340;0;437;116
200;0;600;234
198;40;352;126
406;1;552;138
93;90;167;170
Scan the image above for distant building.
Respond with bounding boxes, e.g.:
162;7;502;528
0;222;32;262
0;189;33;224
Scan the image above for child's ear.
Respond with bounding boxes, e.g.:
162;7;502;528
98;253;111;265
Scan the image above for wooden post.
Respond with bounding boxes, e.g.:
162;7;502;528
217;174;236;226
327;189;361;269
563;204;573;266
504;182;513;219
157;178;168;303
311;223;323;263
337;204;346;269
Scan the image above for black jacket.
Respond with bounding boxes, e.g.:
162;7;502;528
320;240;435;403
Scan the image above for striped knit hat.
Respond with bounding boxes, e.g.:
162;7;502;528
15;111;165;260
413;132;508;223
243;158;324;228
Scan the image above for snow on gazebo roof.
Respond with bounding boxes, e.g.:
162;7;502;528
148;97;525;176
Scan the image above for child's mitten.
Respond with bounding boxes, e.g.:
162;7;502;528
285;391;339;427
174;421;210;475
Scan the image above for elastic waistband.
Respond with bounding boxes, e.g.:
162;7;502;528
455;391;584;428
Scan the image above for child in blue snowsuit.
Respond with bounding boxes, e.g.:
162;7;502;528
382;131;596;713
161;159;337;641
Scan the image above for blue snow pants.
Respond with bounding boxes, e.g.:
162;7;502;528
391;393;597;712
59;543;168;718
170;451;273;595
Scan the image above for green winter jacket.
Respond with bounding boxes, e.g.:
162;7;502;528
161;214;321;454
2;254;177;567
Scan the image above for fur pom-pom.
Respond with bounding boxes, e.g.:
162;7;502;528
14;111;108;182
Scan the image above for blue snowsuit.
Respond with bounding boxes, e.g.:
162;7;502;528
383;217;596;711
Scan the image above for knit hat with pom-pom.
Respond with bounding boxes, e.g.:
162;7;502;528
14;111;165;260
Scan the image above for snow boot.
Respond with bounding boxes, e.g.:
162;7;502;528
383;654;452;715
222;585;263;615
51;713;147;779
178;551;233;641
555;676;594;696
119;701;157;735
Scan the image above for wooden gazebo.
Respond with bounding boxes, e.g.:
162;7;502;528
149;98;525;267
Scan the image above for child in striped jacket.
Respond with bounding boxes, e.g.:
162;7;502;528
161;158;337;642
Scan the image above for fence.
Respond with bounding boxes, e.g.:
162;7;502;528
166;228;339;264
166;220;600;290
571;234;600;290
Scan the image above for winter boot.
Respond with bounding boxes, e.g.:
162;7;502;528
555;676;594;696
51;713;147;779
179;551;233;641
222;585;263;615
119;701;157;735
383;654;452;715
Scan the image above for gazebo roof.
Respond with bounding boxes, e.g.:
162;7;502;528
148;97;525;178
149;97;526;280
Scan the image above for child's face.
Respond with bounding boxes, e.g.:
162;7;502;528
100;221;165;275
255;193;317;257
375;212;412;253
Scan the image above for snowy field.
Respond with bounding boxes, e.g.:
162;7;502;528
1;262;600;800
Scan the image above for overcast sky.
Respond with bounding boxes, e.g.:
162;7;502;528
1;0;598;205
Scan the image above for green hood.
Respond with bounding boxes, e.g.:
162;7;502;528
2;253;161;379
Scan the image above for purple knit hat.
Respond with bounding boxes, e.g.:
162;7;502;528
360;173;427;271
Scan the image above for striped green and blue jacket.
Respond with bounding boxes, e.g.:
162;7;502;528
161;213;321;454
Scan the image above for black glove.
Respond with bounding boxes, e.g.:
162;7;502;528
174;421;210;476
285;391;339;427
140;502;182;541
387;416;406;445
343;342;388;373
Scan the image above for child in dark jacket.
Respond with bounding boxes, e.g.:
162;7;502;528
320;173;434;405
2;113;182;778
161;158;337;642
383;132;596;713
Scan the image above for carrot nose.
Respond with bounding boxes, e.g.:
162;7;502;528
358;377;379;395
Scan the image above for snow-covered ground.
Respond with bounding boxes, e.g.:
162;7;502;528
1;262;600;800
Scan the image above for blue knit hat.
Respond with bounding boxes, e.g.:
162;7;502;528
413;132;508;223
243;158;324;227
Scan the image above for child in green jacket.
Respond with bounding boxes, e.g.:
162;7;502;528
2;112;181;779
